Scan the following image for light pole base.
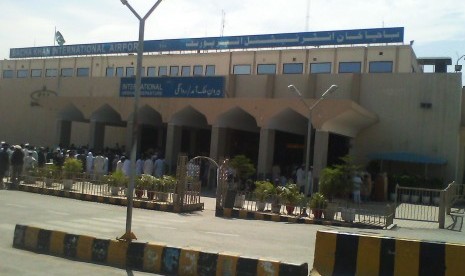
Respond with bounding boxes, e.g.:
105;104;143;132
117;232;137;242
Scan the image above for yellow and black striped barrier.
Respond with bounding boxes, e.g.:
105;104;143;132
313;230;465;276
13;224;308;275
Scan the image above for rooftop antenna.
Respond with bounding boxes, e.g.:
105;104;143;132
220;9;226;37
305;0;310;31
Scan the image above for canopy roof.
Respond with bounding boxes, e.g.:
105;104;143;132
369;152;447;165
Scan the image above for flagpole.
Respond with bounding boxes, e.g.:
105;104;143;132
54;26;56;46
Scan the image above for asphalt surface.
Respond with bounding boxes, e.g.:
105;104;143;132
1;189;464;275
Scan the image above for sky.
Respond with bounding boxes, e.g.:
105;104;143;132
1;0;464;80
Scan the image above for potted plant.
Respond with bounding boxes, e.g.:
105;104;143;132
62;158;83;190
45;165;59;187
253;180;275;211
228;155;256;208
103;170;129;196
271;186;285;213
136;174;155;199
155;175;176;201
309;192;327;219
280;183;303;215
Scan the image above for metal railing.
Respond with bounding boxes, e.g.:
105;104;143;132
18;171;201;206
229;190;393;228
394;182;461;229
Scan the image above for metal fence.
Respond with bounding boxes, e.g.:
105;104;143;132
394;182;464;228
229;190;393;228
19;171;199;206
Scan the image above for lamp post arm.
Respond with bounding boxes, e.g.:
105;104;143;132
123;2;142;20
143;0;163;20
457;55;465;66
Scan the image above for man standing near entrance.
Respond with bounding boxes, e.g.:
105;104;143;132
296;164;306;193
10;145;24;188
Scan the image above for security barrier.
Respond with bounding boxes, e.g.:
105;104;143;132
13;224;308;276
312;230;465;276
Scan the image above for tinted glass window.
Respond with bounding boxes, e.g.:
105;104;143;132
339;62;362;73
77;68;89;77
61;68;73;77
106;67;114;77
17;69;29;78
283;63;303;74
170;66;179;76
181;66;191;76
46;69;58;77
369;61;393;73
2;70;14;78
31;69;42;77
233;65;251;75
206;65;215;76
158;66;167;76
193;65;203;76
126;67;135;77
310;62;331;74
147;67;156;77
257;64;276;75
116;67;124;77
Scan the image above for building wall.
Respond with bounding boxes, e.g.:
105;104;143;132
353;73;463;183
1;45;462;182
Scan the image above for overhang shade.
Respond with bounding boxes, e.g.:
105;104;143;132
369;152;447;165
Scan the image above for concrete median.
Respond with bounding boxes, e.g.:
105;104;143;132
312;230;465;275
13;224;308;275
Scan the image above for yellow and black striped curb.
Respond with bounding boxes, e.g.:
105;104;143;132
312;230;465;276
18;184;203;213
13;224;308;276
216;207;383;230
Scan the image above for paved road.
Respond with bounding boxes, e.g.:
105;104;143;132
1;189;464;275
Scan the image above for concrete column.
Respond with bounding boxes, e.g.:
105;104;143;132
89;121;105;151
165;124;182;173
210;126;227;162
312;130;329;192
56;120;71;148
257;128;275;180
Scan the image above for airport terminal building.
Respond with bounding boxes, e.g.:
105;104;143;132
0;27;463;185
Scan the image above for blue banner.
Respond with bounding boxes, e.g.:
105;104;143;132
120;76;225;98
10;27;404;58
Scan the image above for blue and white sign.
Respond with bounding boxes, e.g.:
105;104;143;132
10;27;404;58
120;76;225;98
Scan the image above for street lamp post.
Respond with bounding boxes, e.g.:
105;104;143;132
455;54;465;72
288;84;338;196
119;0;164;242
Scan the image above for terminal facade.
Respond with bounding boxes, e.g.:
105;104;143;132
0;27;463;185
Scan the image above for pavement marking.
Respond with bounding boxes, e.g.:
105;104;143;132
47;210;70;216
5;203;27;208
204;231;239;237
39;220;117;233
94;217;176;229
0;223;15;231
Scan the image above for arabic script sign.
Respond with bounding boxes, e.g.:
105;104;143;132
120;76;225;98
10;27;404;58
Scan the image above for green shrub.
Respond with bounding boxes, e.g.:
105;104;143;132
62;158;83;179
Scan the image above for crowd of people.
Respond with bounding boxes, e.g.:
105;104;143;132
0;141;167;189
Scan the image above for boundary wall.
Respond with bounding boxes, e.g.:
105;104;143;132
313;230;465;275
13;224;308;276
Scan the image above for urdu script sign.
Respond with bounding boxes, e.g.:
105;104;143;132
120;77;225;98
10;27;404;58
